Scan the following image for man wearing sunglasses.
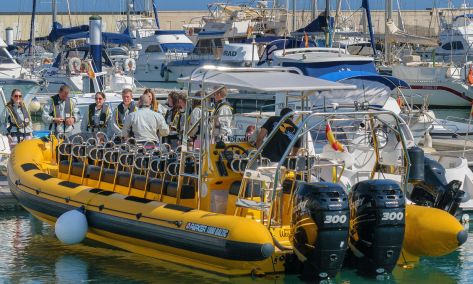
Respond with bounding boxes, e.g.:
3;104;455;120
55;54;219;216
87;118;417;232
42;84;79;138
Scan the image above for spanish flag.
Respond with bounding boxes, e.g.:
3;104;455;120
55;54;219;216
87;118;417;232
88;61;96;79
304;32;309;48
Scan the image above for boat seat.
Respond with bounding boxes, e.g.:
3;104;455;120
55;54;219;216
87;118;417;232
59;160;70;173
117;171;132;187
165;182;195;199
132;175;148;191
71;162;86;177
149;178;167;194
229;181;257;198
101;169;116;183
88;166;102;180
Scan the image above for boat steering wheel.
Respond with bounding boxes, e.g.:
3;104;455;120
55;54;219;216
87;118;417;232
222;144;249;164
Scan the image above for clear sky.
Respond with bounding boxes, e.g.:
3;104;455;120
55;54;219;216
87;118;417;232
5;0;472;13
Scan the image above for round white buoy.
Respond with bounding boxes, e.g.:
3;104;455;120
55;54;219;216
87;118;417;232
28;98;41;113
55;209;88;245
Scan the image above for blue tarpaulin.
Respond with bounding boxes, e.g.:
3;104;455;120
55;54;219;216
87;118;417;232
62;32;133;45
318;71;409;90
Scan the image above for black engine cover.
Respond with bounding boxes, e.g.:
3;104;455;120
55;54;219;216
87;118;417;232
348;179;405;275
291;182;349;279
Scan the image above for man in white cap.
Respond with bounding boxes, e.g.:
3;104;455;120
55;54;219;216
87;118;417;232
122;94;169;142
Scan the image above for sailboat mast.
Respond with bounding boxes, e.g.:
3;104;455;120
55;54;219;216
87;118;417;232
325;0;331;47
29;0;37;56
52;0;58;56
126;0;131;33
385;0;393;63
292;0;296;32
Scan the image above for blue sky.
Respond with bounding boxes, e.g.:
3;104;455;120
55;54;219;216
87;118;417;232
4;1;472;12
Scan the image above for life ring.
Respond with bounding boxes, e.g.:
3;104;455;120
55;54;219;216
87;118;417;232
68;57;81;74
326;122;345;152
467;66;473;85
80;61;89;73
123;58;136;72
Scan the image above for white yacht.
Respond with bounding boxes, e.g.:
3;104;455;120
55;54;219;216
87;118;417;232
133;30;194;84
0;38;42;97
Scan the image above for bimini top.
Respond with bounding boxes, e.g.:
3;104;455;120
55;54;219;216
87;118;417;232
179;67;356;93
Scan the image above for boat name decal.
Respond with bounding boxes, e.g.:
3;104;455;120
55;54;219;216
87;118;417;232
185;222;229;238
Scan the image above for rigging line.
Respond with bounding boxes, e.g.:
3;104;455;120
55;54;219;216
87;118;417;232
66;0;73;27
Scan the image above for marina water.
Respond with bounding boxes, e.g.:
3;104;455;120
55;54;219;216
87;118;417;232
0;209;472;283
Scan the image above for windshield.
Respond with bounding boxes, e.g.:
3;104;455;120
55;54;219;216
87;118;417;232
160;43;194;53
0;48;15;64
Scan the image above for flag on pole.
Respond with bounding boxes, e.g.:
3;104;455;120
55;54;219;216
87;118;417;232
88;61;96;79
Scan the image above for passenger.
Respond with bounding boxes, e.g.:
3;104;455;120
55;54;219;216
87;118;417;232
1;89;33;144
255;108;301;163
211;86;233;142
121;94;169;142
110;88;137;138
188;91;204;147
80;92;112;136
42;84;79;138
163;91;180;147
176;93;188;142
143;88;167;115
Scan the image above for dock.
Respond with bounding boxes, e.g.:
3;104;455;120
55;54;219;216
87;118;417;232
0;176;18;211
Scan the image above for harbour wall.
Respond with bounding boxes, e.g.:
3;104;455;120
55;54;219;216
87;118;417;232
0;9;469;41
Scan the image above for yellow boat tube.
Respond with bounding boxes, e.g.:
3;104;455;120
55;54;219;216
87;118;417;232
400;204;468;264
8;138;280;276
7;137;468;277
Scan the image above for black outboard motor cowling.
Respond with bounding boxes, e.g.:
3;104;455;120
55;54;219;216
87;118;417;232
410;156;466;215
348;179;405;275
291;182;349;280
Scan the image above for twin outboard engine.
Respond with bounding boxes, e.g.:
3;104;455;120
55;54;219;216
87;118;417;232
407;147;466;215
291;182;349;280
348;179;405;275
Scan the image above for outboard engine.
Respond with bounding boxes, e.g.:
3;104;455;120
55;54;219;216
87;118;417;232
291;182;349;280
408;147;466;215
348;179;405;276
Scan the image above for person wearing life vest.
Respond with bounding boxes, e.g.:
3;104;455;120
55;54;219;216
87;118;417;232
122;94;169;143
143;88;167;116
1;89;33;144
42;84;79;138
164;91;181;147
255;108;301;163
188;91;204;141
80;92;112;136
110;88;137;138
211;86;233;142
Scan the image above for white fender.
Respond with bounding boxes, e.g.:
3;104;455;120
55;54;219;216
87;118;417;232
55;208;88;245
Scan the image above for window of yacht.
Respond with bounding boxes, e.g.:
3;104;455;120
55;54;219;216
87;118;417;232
227;97;275;113
0;48;15;64
160;43;194;53
442;41;464;50
145;45;163;53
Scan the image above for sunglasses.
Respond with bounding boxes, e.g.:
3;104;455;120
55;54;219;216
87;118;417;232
95;97;104;101
13;95;22;98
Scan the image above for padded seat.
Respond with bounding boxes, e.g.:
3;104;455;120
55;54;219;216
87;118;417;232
88;166;102;180
117;171;132;187
149;178;166;194
132;175;148;190
166;182;195;199
102;169;116;183
71;162;86;177
229;181;256;197
59;160;69;173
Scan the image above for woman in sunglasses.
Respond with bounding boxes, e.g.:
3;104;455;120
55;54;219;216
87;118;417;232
80;92;111;137
2;89;33;144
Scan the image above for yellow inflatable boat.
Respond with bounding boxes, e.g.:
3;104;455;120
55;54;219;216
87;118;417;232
7;136;467;278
